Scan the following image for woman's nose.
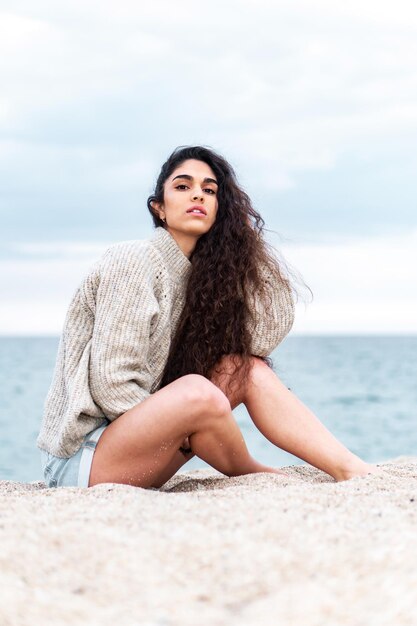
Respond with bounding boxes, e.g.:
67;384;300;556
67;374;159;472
192;192;203;200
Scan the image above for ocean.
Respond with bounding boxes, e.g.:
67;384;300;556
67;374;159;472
1;335;416;483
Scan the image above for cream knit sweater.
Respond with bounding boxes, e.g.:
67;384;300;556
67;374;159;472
37;226;295;458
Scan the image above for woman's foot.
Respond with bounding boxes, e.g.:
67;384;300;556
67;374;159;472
269;467;288;477
252;461;288;477
335;462;385;482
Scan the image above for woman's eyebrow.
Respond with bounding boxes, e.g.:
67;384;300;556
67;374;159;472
172;174;218;186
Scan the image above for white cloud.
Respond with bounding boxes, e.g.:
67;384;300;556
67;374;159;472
5;240;111;258
1;1;417;191
279;228;417;334
0;12;49;50
0;252;106;335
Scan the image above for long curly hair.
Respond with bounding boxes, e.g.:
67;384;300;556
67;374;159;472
147;145;307;397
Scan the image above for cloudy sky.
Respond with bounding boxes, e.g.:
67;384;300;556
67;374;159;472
1;0;416;334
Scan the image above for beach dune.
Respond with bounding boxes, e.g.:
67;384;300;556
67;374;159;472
1;458;416;626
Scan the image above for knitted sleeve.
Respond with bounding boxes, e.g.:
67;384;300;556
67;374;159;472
246;264;295;357
88;243;159;419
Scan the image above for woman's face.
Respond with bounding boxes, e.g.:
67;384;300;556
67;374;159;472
153;159;219;256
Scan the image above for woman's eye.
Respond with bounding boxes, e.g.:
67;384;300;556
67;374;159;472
175;185;215;195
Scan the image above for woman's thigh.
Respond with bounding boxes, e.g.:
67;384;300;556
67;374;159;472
89;374;228;489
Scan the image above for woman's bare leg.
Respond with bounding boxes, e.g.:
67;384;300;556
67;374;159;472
89;374;275;489
209;355;382;482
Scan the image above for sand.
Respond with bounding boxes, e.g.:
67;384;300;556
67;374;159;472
0;458;416;626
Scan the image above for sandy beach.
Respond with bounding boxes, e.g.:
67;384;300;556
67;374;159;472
0;458;416;626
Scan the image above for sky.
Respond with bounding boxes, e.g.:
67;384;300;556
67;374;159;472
1;0;417;335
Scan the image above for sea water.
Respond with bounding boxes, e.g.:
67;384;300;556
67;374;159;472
0;335;416;483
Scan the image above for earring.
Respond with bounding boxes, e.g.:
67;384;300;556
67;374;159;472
162;216;166;223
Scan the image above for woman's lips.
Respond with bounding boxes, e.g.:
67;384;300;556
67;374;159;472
187;205;207;215
186;208;207;217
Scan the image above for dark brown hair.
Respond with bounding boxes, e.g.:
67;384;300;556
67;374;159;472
147;145;307;397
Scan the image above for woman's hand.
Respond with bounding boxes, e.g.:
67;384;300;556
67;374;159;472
179;436;192;456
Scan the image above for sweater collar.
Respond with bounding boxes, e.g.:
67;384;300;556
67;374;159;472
150;227;192;284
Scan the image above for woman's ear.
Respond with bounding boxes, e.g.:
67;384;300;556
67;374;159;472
151;201;164;221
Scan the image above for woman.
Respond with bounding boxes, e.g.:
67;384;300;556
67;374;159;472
37;145;381;489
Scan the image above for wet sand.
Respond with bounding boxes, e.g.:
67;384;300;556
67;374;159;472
0;457;416;626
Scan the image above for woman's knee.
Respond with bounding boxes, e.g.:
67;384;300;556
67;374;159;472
178;374;231;419
209;354;265;404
